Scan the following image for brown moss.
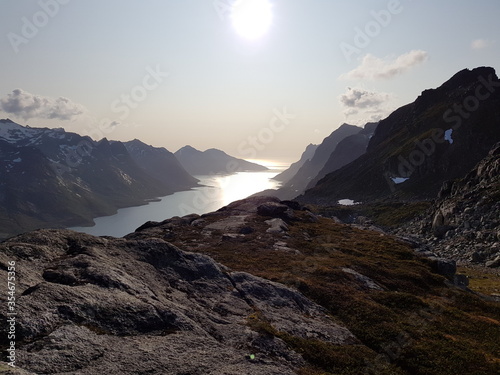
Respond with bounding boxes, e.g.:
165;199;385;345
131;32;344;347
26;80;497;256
165;213;500;374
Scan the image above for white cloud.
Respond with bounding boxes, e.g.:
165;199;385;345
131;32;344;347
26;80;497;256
471;39;493;50
339;87;393;122
341;50;428;80
0;89;87;121
339;87;390;109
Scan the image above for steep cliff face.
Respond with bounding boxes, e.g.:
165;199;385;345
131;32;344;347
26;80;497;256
281;124;361;195
300;67;500;204
397;141;500;265
306;122;378;190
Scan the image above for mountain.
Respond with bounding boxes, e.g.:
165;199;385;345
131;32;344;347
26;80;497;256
306;122;379;190
280;124;362;195
174;145;268;175
395;141;500;266
123;139;198;190
300;67;500;204
1;196;499;374
255;124;363;199
254;124;362;200
0;120;198;239
272;143;318;183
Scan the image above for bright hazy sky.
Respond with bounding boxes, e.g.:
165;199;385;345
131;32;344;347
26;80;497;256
1;0;499;161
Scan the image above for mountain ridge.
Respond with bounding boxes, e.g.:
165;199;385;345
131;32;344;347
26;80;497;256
300;66;500;204
272;143;318;184
0;120;198;239
174;145;268;175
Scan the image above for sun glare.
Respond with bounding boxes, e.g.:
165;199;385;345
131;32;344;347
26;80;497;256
231;0;273;40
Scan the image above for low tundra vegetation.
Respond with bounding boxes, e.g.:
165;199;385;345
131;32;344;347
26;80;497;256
166;211;500;374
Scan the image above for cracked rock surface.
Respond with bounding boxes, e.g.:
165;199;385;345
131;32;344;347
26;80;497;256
0;229;355;375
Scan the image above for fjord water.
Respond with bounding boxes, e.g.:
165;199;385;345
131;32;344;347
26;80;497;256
69;161;287;237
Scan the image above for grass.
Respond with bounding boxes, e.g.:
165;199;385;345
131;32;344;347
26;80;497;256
311;200;432;229
164;212;500;374
457;266;500;297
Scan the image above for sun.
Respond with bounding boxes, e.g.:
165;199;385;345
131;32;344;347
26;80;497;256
231;0;273;40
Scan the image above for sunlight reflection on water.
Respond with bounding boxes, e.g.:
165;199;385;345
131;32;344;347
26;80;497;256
69;160;286;237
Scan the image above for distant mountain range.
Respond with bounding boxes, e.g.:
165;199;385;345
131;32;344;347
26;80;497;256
282;124;362;194
123;139;198;190
174;145;267;175
0;120;198;239
306;122;379;190
258;122;377;200
272;143;318;183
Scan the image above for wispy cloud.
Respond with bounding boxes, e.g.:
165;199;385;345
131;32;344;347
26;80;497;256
0;89;86;121
471;39;494;50
341;50;428;80
339;87;393;122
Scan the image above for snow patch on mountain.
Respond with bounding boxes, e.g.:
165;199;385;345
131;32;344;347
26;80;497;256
444;129;454;144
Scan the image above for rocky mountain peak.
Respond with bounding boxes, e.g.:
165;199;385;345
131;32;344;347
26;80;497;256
302;66;500;203
175;144;198;155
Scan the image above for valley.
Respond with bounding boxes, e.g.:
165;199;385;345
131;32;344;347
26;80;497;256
2;2;500;373
1;66;500;375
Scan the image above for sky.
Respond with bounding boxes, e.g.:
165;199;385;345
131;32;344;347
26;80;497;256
0;0;499;162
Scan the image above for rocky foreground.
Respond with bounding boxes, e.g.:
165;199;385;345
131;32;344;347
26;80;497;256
1;197;500;374
395;141;500;267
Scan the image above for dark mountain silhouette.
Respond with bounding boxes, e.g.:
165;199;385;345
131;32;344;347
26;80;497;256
306;122;378;190
282;124;361;195
0;120;198;239
174;145;267;175
300;67;500;204
254;124;362;200
395;141;500;266
272;143;318;183
124;139;198;190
